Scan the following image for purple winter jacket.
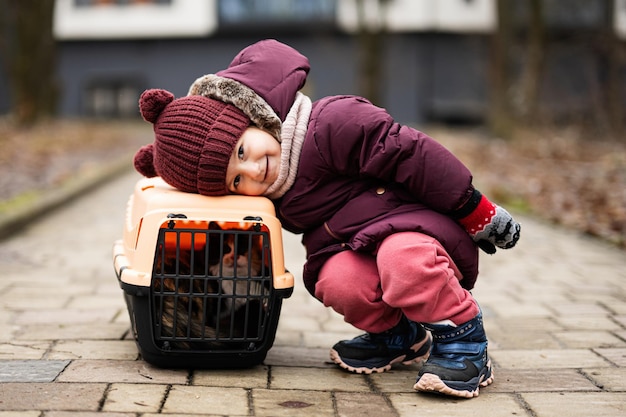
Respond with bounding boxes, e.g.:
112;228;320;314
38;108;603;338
215;40;479;296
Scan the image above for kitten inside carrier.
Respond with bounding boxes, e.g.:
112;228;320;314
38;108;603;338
152;221;271;350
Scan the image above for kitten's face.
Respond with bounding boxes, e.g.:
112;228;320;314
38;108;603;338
217;234;263;273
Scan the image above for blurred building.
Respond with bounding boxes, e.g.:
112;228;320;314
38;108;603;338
42;0;626;124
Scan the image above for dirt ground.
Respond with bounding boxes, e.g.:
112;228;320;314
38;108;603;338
0;118;151;202
1;118;624;248
432;125;626;248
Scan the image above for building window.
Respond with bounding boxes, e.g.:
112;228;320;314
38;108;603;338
74;0;172;7
219;0;335;28
84;79;143;118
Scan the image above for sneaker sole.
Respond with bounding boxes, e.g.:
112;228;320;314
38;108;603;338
330;333;432;375
413;360;494;399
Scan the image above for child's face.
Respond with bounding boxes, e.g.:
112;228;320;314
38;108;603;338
225;126;281;196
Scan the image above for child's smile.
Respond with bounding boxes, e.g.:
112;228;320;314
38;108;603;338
225;126;281;196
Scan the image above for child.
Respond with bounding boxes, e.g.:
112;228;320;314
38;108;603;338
133;39;520;399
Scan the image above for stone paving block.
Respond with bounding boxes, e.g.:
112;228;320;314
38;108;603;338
0;312;16;326
602;300;626;315
479;305;498;320
0;360;70;382
280;295;326;314
95;281;123;294
522;392;626;417
113;313;131;326
192;365;268;388
13;308;116;325
0;294;70;311
303;330;360;349
319;315;361;333
45;412;134;417
162;385;248;415
613;315;626;326
545;302;612;317
554;315;622;331
573;292;625;306
552;330;626;348
142;414;230;417
488;316;564;332
0;340;49;360
593;347;626;366
0;382;107;411
567;271;625;288
490;368;600;392
2;282;96;298
56;359;188;384
334;392;397;417
583;367;626;391
487;329;561;350
471;281;518;297
369;367;423;393
0;411;41;417
47;340;138;360
389;392;529;417
252;388;334;417
488;302;553;318
566;286;624;302
490;349;611;369
264;345;331;368
273;330;302;346
143;414;232;417
276;315;322;333
65;295;126;310
103;382;168;413
507;290;572;303
15;323;129;341
270;366;370;392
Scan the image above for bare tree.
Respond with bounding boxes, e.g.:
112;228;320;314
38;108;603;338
602;0;624;136
517;0;544;122
355;0;388;106
490;0;546;136
488;0;515;137
0;0;58;125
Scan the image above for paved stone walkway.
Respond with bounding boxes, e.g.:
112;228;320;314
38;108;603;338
0;170;624;416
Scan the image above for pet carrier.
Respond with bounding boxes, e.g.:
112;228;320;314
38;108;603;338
113;177;294;368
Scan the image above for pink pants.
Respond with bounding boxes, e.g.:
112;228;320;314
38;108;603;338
315;232;479;333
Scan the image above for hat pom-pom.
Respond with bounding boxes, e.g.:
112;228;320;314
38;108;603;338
139;89;175;123
134;144;158;178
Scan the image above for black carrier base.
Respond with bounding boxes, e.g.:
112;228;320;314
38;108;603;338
122;288;286;369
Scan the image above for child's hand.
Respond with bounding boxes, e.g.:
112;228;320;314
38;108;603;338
472;204;521;253
458;194;521;253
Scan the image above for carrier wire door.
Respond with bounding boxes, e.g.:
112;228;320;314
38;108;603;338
152;219;273;353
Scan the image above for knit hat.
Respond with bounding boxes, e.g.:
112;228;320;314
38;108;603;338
134;88;250;196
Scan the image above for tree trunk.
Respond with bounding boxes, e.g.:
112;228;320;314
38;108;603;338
488;0;515;137
603;0;624;137
355;0;385;107
0;0;58;125
518;0;544;122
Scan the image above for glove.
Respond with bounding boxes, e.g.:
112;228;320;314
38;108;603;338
457;192;521;254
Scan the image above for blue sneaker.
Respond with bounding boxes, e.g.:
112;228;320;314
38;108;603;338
330;316;432;374
414;312;493;398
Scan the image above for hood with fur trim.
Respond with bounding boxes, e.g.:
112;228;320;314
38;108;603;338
188;39;310;141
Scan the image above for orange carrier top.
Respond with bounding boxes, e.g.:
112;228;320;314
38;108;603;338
113;176;294;291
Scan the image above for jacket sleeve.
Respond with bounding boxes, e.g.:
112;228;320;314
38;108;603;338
216;39;310;121
310;96;475;213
